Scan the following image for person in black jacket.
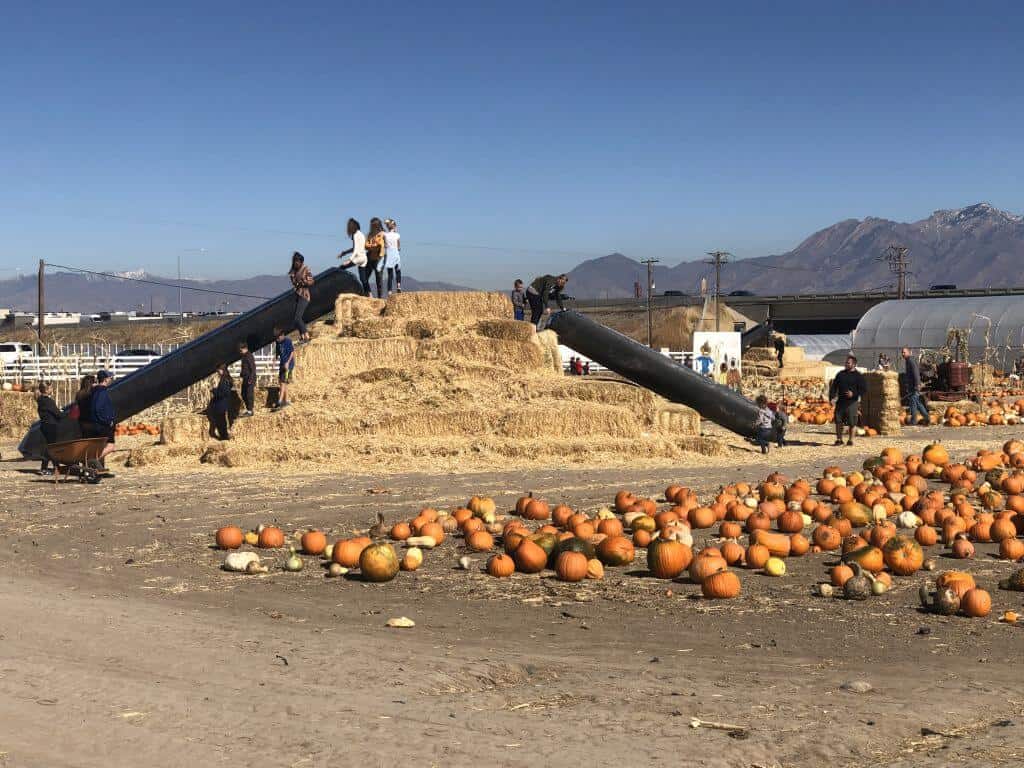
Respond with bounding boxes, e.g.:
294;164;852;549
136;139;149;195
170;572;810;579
238;341;256;417
36;382;62;475
85;370;117;463
829;355;866;446
901;347;930;426
208;363;234;440
525;274;569;327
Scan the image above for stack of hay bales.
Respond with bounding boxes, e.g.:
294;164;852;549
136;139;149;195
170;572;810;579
743;346;780;378
861;371;902;435
153;291;716;471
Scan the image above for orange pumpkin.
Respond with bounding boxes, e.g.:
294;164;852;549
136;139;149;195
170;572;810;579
632;529;652;548
812;525;841;551
300;530;327;555
701;569;741;599
830;563;854;586
842;545;884;573
789;533;810;556
466;530;494;552
882;534;923;575
333;538;367;567
689;552;728;583
915;525;938;546
390;522;412;541
961;587;991;618
257;526;285;549
745;543;770;569
646;539;692;579
486;553;515;577
991;518;1018;542
777;510;804;533
554;551;588;582
514;539;548;573
721;540;745;565
215;526;244;550
999;537;1024;560
688;506;716;529
937;570;976;598
597;535;636;566
523;499;550;521
419;522;445;545
923;443;950;466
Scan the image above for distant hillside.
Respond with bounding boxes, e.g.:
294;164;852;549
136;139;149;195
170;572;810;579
0;271;469;314
567;203;1024;298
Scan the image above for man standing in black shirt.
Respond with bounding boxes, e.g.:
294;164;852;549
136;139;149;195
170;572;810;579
829;355;866;447
238;341;256;417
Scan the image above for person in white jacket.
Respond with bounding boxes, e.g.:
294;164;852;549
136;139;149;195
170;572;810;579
338;218;369;295
383;218;402;294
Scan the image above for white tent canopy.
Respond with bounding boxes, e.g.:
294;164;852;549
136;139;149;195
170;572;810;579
851;297;1024;370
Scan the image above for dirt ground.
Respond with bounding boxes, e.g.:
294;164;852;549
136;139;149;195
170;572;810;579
2;423;1024;768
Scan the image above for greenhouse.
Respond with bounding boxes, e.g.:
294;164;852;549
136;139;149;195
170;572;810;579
851;297;1024;371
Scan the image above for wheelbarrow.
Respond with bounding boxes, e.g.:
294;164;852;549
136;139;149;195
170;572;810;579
46;438;111;484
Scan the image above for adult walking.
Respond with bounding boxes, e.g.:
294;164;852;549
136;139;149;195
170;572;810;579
365;217;387;298
525;274;569;327
902;347;930;426
36;382;62;475
85;370;117;463
208;363;234;440
384;219;402;295
829;355;866;447
238;341;256;417
288;252;314;344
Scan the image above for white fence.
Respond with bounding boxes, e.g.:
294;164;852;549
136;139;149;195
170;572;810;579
559;345;694;374
2;350;279;385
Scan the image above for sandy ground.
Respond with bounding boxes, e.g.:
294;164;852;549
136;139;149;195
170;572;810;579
2;423;1024;767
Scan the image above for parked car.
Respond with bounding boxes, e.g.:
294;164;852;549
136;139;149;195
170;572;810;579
0;341;36;366
928;284;957;291
662;290;686;297
728;290;755;297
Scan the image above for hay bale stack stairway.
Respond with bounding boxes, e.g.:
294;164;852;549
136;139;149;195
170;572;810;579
152;292;713;470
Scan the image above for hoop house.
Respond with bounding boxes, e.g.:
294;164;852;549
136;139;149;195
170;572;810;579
851;297;1024;370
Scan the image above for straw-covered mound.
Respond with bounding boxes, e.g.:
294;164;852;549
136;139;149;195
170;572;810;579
0;391;36;438
142;291;713;471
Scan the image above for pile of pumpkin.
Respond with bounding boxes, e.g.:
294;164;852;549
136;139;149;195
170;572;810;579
213;523;416;581
114;421;161;437
900;400;1024;428
206;440;1024;617
789;400;835;426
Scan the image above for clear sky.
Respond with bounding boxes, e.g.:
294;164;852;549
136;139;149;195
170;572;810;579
2;1;1022;287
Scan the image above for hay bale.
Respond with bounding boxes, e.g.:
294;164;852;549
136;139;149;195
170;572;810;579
497;403;642;439
384;291;512;323
416;337;546;372
476;319;536;343
300;337;420;378
0;391;36;438
744;347;778;363
333;294;385;332
653;403;701;435
159;414;209;446
861;371;902;435
534;329;563;375
349;317;409;339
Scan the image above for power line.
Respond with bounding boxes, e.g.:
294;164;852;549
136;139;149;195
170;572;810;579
44;262;273;301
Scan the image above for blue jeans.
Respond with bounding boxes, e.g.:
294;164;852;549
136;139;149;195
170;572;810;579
514;307;525;321
908;391;929;425
756;427;772;450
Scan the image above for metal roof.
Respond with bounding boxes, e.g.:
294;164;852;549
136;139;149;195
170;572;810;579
851;297;1024;368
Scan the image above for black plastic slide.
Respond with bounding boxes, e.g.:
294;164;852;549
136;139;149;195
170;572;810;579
19;267;362;457
548;310;759;437
740;322;769;351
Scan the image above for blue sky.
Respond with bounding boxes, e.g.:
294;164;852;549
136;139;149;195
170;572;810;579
2;0;1022;287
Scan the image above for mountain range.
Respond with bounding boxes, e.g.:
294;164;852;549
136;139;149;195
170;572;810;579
1;203;1021;311
565;203;1024;298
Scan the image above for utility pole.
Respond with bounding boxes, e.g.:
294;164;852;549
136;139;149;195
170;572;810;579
704;251;731;332
881;244;911;300
641;258;659;347
37;259;45;343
